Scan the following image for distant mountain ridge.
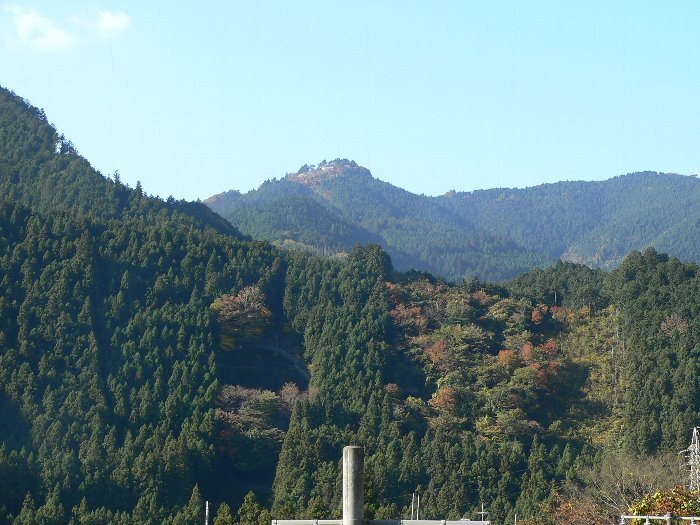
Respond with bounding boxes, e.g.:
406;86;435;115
206;161;700;281
207;160;548;281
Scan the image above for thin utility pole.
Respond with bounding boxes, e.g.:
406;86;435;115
205;500;209;525
416;494;420;520
410;493;415;520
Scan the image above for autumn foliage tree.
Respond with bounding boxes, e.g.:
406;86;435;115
211;285;272;348
629;487;700;521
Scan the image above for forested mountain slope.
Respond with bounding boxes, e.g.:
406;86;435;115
0;86;290;524
208;162;700;280
215;192;384;256
2;85;700;525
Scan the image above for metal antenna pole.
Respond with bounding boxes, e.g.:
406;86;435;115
682;427;700;491
410;493;415;520
691;427;700;491
205;501;209;525
416;494;420;520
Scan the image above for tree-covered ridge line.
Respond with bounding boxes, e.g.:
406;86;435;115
207;160;700;281
2;84;700;524
438;172;700;269
0;86;242;239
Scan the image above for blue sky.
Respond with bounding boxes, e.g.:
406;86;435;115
1;1;699;200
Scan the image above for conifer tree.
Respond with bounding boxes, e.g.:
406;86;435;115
214;502;235;525
13;493;37;525
172;485;204;525
238;491;264;525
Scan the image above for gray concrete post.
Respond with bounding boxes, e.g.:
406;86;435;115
343;446;364;525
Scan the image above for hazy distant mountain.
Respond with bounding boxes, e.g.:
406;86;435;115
207;161;700;280
437;171;700;268
206;160;547;281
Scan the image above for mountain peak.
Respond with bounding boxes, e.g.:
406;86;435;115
286;159;372;187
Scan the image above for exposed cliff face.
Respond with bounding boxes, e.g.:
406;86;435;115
285;159;372;188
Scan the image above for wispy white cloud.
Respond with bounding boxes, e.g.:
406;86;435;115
4;6;132;52
68;9;132;39
96;11;131;38
6;6;76;51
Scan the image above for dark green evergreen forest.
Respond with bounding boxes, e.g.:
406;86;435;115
2;86;700;525
206;161;700;282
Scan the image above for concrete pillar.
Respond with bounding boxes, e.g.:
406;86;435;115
343;446;364;525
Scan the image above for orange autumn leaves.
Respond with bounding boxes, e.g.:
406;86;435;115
499;339;561;386
386;276;573;427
